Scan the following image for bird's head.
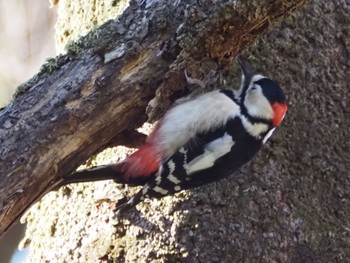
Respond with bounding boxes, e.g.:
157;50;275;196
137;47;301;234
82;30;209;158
238;57;288;127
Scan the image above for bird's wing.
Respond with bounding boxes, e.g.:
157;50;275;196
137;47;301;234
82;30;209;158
140;116;262;199
115;90;241;182
114;124;237;215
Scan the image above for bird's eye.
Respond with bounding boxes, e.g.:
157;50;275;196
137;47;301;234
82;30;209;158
251;86;257;91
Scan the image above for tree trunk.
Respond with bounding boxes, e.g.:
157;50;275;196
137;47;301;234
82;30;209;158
6;0;350;262
0;0;307;238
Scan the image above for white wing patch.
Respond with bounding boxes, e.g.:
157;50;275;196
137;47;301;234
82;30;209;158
153;186;169;195
168;174;181;184
185;133;234;175
168;160;176;174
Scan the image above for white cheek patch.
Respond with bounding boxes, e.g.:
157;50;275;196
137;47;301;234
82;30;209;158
185;133;234;175
262;128;276;144
244;92;274;120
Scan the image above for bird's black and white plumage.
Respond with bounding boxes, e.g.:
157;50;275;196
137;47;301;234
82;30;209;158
50;58;288;215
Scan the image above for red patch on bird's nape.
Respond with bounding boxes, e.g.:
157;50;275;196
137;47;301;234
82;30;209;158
271;102;288;127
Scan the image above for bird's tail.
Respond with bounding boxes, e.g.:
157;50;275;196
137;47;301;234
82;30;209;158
24;144;161;217
52;162;150;191
22;163;147;218
52;142;162;190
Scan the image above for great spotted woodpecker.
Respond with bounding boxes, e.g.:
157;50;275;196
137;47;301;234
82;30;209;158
51;58;287;215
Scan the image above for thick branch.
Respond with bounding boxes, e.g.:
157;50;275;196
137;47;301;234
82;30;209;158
0;0;308;237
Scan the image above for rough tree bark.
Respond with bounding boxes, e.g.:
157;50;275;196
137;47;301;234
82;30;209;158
0;0;306;237
5;0;350;262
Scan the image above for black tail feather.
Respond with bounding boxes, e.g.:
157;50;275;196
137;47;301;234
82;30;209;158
52;163;150;191
53;164;125;190
22;164;148;218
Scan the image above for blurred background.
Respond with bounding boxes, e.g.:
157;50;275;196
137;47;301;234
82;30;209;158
0;0;57;107
0;0;57;262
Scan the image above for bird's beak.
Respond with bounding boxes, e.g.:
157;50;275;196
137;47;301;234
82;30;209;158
237;56;256;84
